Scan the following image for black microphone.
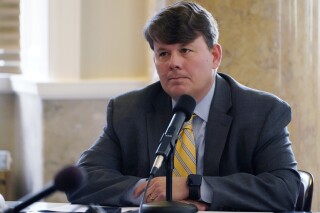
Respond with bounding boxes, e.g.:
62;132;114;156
150;94;196;176
4;165;86;213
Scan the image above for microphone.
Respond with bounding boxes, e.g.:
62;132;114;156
150;94;196;176
141;95;197;213
4;165;86;213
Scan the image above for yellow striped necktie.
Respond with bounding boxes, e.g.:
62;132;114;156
173;114;196;177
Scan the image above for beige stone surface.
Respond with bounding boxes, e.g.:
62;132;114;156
0;95;15;200
0;95;15;153
196;0;320;210
169;0;319;210
43;99;108;202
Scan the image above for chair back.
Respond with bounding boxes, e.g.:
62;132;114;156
295;170;313;211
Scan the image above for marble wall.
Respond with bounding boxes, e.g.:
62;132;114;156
194;0;320;210
0;94;109;202
42;99;108;202
0;94;16;199
0;95;15;153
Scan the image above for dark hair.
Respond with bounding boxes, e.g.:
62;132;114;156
144;1;219;50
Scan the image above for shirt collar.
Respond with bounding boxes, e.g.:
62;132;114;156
194;81;215;122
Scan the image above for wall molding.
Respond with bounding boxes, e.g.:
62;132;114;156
9;75;149;99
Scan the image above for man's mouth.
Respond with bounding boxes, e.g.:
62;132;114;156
168;76;187;81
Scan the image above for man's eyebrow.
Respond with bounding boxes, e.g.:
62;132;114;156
154;47;168;52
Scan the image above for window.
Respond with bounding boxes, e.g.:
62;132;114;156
0;0;20;74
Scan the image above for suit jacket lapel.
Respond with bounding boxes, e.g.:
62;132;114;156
204;74;233;176
146;89;172;176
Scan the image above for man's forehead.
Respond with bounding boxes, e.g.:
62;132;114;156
153;36;204;50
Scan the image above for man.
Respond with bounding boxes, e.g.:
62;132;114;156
67;2;300;211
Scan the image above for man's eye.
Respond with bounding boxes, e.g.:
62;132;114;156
181;48;191;53
159;52;168;57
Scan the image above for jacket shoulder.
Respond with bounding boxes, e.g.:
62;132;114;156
218;72;290;109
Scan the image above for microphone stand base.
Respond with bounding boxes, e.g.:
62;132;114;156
141;201;197;213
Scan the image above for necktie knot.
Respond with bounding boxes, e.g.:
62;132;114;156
182;113;196;130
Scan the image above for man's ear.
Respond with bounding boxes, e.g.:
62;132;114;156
211;43;222;69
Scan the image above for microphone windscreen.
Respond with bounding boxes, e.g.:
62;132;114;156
54;166;87;192
173;94;196;121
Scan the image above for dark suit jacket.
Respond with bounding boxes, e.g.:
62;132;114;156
67;73;300;211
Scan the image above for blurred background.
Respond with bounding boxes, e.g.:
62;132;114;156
0;0;319;211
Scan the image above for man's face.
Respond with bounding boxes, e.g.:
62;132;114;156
153;35;222;102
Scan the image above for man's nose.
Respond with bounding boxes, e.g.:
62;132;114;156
168;52;182;70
